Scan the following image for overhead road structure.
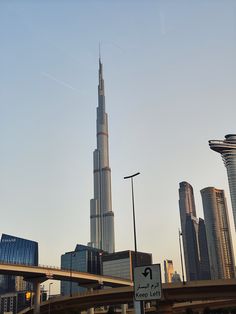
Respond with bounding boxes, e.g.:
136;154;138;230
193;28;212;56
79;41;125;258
0;262;133;314
0;262;132;287
19;279;236;314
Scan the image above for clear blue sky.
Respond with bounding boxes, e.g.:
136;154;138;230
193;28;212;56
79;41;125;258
1;0;236;292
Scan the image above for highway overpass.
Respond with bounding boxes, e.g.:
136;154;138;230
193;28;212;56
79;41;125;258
18;278;236;314
2;262;236;314
0;262;133;314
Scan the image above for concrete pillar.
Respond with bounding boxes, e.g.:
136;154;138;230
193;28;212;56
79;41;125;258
121;304;127;314
87;308;94;314
87;288;94;314
34;281;41;314
146;302;151;309
134;300;142;314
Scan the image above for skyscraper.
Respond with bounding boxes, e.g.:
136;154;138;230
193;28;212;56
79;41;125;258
201;187;235;279
178;182;198;281
209;134;236;230
178;182;211;281
89;58;115;253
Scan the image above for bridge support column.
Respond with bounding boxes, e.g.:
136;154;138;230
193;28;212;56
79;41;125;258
87;307;94;314
121;304;127;314
26;277;47;314
87;288;94;314
33;281;41;314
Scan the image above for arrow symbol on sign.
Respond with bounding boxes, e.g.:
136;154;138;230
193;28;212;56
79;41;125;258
142;267;152;280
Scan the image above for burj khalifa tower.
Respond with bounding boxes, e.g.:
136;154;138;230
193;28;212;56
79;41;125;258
89;58;115;253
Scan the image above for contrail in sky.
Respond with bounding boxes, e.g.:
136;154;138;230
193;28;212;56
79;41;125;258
41;72;78;91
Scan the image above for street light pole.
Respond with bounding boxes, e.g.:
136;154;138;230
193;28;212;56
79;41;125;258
124;172;140;267
124;172;143;314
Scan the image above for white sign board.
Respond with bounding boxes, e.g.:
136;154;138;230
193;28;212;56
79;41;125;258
134;264;162;301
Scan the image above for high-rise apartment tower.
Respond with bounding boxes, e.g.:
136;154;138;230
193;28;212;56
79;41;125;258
209;134;236;230
179;182;211;281
201;187;235;279
89;58;115;253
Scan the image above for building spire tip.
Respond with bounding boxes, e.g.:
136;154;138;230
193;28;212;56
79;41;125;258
99;42;102;63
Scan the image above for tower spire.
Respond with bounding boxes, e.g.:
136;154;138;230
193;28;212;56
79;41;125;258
99;42;101;62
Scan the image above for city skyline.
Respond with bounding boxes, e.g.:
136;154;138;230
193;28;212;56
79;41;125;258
1;0;236;293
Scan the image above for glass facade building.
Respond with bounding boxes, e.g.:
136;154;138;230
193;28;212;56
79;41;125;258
102;250;152;281
0;234;38;294
61;244;103;296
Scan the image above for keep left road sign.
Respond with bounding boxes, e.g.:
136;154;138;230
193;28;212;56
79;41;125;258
134;264;162;301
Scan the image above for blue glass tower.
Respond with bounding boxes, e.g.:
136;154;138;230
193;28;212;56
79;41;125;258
0;234;38;293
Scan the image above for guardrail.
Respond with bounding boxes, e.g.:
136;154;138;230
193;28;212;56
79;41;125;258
0;260;62;270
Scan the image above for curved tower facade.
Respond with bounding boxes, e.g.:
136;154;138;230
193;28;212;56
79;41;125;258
209;134;236;230
89;58;115;253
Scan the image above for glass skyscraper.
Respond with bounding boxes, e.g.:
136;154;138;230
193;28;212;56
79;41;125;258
0;234;38;294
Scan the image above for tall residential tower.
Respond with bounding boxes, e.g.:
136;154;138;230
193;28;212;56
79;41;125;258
89;58;115;253
201;187;235;279
209;134;236;230
178;182;211;281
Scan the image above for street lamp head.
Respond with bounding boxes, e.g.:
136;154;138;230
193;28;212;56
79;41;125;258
124;172;140;180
